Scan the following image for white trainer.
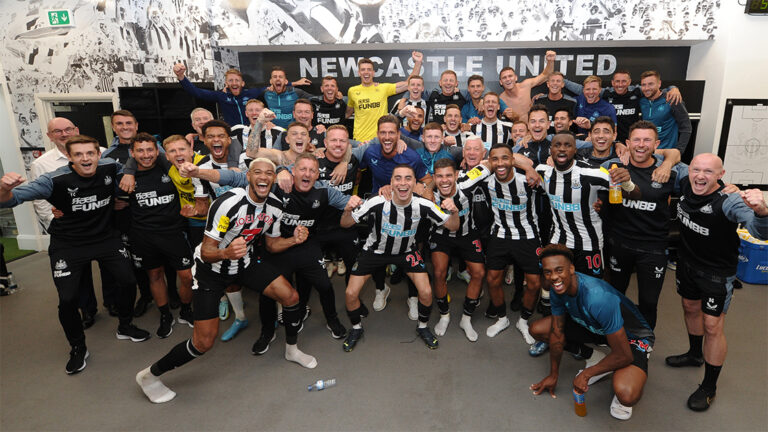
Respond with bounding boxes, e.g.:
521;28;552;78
486;316;510;337
373;285;391;311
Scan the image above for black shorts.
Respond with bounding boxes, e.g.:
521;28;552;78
563;315;651;373
675;261;735;316
486;237;541;273
129;229;193;271
429;234;485;264
191;258;282;321
572;248;604;279
351;250;427;276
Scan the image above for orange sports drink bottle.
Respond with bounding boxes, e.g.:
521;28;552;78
573;389;587;416
608;163;622;204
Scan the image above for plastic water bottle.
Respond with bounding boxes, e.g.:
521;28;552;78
307;378;336;391
573;389;587;417
608;163;622;204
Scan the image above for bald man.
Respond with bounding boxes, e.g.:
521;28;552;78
667;153;768;412
31;118;107;328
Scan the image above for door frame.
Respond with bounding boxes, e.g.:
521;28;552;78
35;92;119;150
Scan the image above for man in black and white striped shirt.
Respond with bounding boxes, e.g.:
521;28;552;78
429;159;487;342
340;164;460;352
471;92;514;151
136;158;317;404
443;104;472;147
536;132;639;278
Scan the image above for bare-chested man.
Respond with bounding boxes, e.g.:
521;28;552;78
499;50;557;123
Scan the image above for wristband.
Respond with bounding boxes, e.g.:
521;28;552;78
621;180;636;192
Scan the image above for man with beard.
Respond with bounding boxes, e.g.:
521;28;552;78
310;76;350;128
639;70;692;156
241;99;285;151
275;99;326;151
498;50;556;123
461;75;510;125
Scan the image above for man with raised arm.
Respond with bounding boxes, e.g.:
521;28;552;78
498;50;556;123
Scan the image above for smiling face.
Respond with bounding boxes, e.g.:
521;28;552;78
286;125;310;154
489;146;515;182
377;121;400;157
444;107;462;133
293;102;313;126
688;154;724;196
439;72;458;95
132;140;159;170
321;78;338;102
191;110;214;135
499;69;518;90
245;102;264;126
528;110;549;141
463;139;485;169
225;72;244;96
270;70;288;93
483;94;499;120
640;75;662;100
434;165;457;198
203;126;231;163
407;109;425;132
542;254;576;296
358;62;375;85
627;127;658;167
67;142;101;177
247;160;276;202
511;123;528;142
550;133;577;171
164;139;194;169
407;77;424;99
47;118;79;152
390;166;416;205
547;74;564;95
111;115;138;143
583;81;601;104
589;122;616;154
423;128;443;153
293;157;319;193
468;78;485;99
552;110;572;133
611;73;631;96
324;128;349;162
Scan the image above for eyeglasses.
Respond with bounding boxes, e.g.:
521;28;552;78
51;127;76;135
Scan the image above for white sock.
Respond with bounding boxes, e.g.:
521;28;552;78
352;323;362;329
226;291;245;321
518;317;528;326
136;367;176;403
285;344;317;369
459;315;478;342
418;321;428;329
435;313;450;336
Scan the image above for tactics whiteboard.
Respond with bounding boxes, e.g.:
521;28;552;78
718;99;768;189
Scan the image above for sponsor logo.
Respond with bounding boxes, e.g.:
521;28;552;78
282;197;290;206
370;158;378;166
55;259;68;270
104;176;113;185
654;266;665;278
318;259;326;269
136;191;175;207
622;200;657;211
677;207;709;236
67;187;79;197
217;216;230;233
429;242;437;250
318;167;327;175
53;270;71;278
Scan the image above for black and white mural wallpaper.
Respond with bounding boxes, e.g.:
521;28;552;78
1;0;720;160
215;0;720;46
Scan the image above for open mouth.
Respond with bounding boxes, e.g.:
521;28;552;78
211;144;224;157
254;181;270;195
551;280;564;293
395;185;410;199
300;177;312;188
495;166;508;177
294;140;305;152
555;152;569;164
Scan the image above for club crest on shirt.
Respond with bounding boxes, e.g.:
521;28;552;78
700;204;713;214
104;176;113;185
161;175;171;183
651;181;662;189
312;200;320;208
55;259;68;270
182;257;191;266
119;247;130;259
571;178;582;189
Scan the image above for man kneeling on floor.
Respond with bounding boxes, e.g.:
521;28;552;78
529;244;654;420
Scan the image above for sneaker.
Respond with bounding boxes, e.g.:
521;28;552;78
529;341;549;357
221;319;249;342
687;385;716;412
610;395;633;420
456;270;471;284
157;315;175;339
178;308;194;328
81;311;96;330
434;313;450;336
343;327;364;352
515;318;536;345
373;285;391;311
358;303;370;318
504;266;514;285
65;346;89;374
486;317;510;337
446;266;453;282
326;319;347;339
336;260;347;276
667;260;677;271
584;350;612;384
665;352;704;368
325;259;336;278
251;333;276;355
407;297;418;321
219;298;229;320
416;327;439;349
116;324;151;342
484;304;499;319
133;296;152;317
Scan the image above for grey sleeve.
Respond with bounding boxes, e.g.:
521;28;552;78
294;88;314;99
123;158;138;175
228;138;243;168
402;135;424;151
217;170;248;188
352;140;372;160
670;101;692;154
325;186;351;210
564;79;584;95
723;194;768;240
0;175;54;207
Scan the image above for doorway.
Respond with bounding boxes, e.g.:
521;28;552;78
34;92;119;151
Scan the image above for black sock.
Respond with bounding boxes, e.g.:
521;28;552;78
150;339;203;376
689;334;704;358
463;297;479;316
436;295;449;315
407;280;418;298
180;302;192;313
282;303;302;345
521;307;533;321
496;302;507;318
417;301;432;323
158;304;171;318
702;362;722;392
347;306;363;326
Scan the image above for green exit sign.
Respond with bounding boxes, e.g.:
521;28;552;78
46;10;74;27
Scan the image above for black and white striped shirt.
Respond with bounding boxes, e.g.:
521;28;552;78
194;187;283;275
444;130;472;147
193;157;232;199
432;168;488;238
469;165;540;240
471;119;514;150
393;98;428;128
536;162;611;251
352;195;449;255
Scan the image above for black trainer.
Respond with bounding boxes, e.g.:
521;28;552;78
359;303;369;318
687;385;716;411
251;333;276;355
65;345;89;375
326;319;347;339
81;310;96;330
343;328;364;352
178;308;194;328
157;315;175;338
302;305;312;322
416;327;439;349
133;296;152;318
116;323;151;342
666;352;704;368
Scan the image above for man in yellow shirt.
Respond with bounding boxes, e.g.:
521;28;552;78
346;51;423;141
